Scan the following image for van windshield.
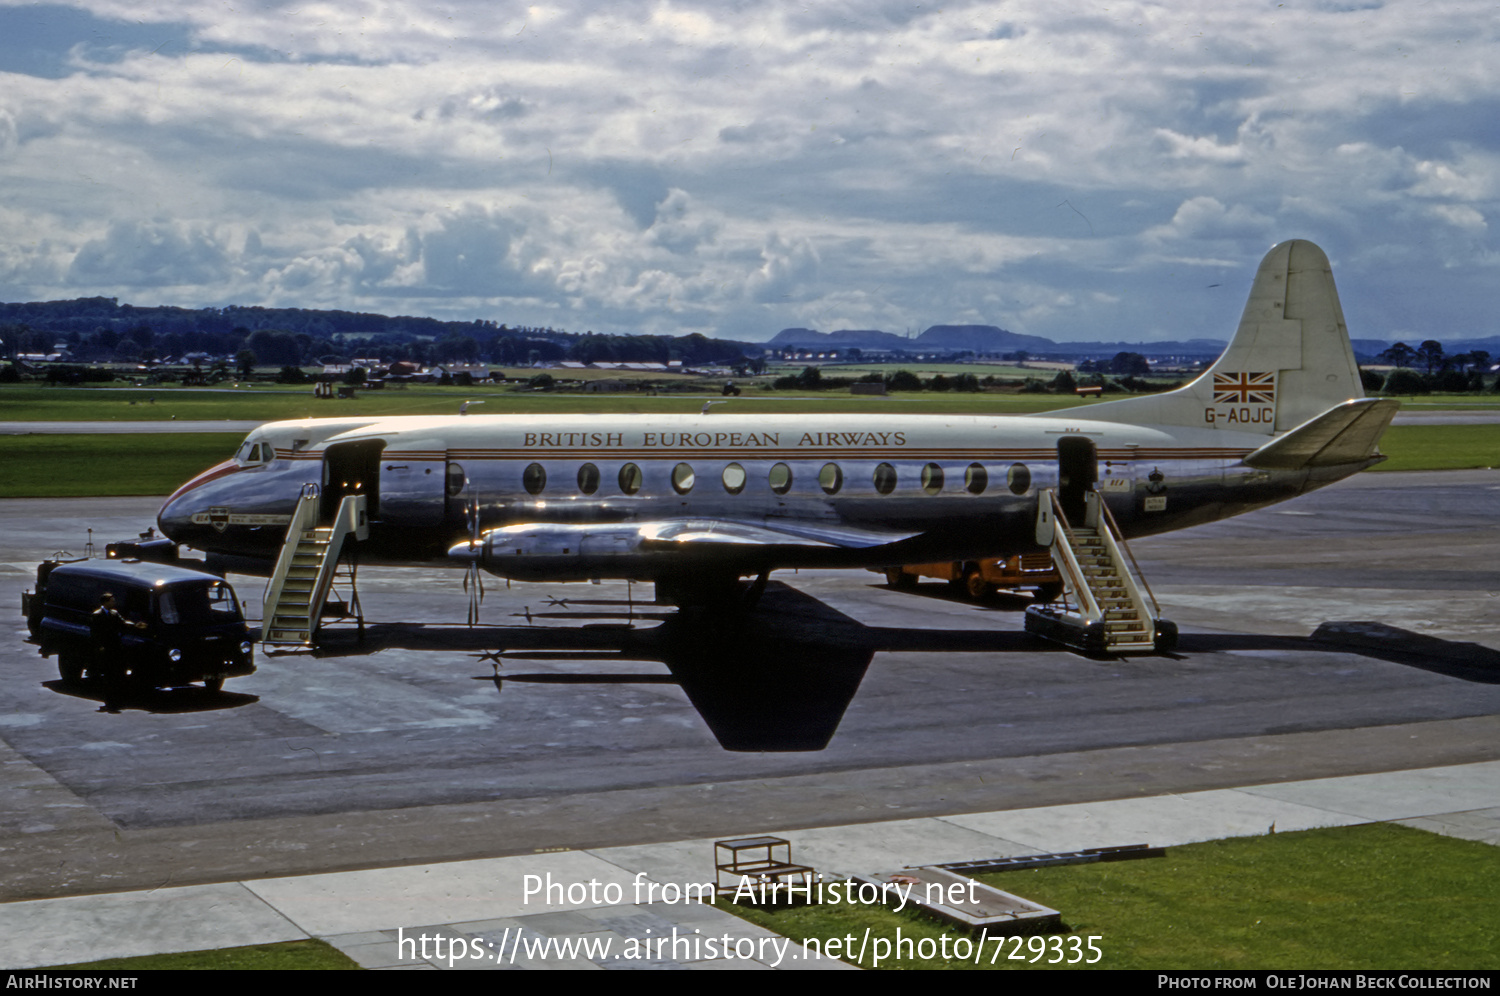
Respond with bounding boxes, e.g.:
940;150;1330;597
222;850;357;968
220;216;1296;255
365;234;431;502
158;581;242;625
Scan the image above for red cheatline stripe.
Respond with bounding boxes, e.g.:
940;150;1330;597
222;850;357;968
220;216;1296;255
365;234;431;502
163;460;240;502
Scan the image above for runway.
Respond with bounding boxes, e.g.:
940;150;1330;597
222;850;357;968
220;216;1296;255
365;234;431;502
1;470;1497;902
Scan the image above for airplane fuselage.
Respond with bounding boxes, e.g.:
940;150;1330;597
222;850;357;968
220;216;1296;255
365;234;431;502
157;410;1356;582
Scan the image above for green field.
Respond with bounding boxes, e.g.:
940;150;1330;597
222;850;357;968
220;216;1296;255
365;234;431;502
0;383;1092;420
1373;424;1500;471
727;824;1499;970
5;381;1498;422
0;433;241;497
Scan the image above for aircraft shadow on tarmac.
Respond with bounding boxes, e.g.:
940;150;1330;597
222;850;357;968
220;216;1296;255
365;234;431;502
1178;623;1500;685
42;680;260;714
162;585;1495;751
304;581;1044;752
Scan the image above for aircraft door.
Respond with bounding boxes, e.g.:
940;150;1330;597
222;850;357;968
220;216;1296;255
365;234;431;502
1056;435;1098;525
322;440;383;521
378;439;447;527
1098;453;1136;521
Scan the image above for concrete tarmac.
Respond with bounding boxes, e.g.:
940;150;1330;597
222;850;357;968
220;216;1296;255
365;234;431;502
1;470;1497;966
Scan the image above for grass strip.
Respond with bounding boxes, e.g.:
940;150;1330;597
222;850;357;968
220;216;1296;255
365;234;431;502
0;384;1085;420
54;938;359;970
1369;424;1500;471
0;433;241;497
725;824;1500;970
0;421;1487;500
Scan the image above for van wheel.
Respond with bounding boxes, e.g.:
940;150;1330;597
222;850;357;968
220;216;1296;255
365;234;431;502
58;654;84;684
964;566;993;601
204;677;225;693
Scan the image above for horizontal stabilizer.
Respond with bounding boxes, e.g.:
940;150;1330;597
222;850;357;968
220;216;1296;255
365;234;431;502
1242;398;1399;470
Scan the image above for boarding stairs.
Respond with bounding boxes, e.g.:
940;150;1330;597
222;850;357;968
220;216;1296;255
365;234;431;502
1025;488;1173;654
262;487;369;647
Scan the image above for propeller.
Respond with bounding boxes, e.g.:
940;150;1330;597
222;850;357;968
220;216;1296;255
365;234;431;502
463;486;485;626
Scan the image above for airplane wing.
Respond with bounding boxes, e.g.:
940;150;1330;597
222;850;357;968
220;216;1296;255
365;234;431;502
459;517;924;580
1242;398;1400;470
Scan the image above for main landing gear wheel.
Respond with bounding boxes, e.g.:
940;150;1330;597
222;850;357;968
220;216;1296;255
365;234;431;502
885;567;916;589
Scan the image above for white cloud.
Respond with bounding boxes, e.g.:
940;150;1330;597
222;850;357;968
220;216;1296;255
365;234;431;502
1147;197;1273;243
68;220;233;288
0;0;1495;342
1428;204;1486;233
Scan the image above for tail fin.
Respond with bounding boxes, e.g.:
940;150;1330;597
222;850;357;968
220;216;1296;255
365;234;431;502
1046;239;1364;435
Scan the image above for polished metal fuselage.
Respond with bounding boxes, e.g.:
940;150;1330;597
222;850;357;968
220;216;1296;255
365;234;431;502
157;412;1366;580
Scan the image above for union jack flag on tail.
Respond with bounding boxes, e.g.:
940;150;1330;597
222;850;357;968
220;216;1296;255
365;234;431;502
1213;371;1277;405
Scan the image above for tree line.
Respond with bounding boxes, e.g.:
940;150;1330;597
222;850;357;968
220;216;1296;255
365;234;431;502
0;298;756;370
1372;340;1494;394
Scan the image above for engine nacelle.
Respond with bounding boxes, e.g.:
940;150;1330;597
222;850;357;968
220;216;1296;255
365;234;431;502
450;524;656;581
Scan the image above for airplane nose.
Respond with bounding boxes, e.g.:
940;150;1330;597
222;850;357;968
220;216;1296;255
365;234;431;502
157;459;237;542
157;492;195;542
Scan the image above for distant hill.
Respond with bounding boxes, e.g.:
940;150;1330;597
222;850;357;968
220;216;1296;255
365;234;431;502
768;323;1500;362
916;325;1057;353
770;325;1226;357
768;328;915;351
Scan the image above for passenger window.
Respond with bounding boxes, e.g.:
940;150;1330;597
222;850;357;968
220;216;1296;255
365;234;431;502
921;463;944;495
965;463;988;494
523;463;547;495
1008;462;1031;495
618;463;643;495
577;463;600;495
158;591;179;625
722;463;746;495
769;463;792;495
446;463;467;497
819;463;842;495
873;463;897;495
672;463;695;494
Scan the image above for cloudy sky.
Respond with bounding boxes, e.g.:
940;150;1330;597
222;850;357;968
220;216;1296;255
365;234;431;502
0;1;1495;344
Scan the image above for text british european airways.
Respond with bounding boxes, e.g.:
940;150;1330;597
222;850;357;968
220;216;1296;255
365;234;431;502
522;430;911;449
524;432;625;447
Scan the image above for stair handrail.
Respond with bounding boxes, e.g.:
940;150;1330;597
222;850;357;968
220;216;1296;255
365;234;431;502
261;485;322;631
1094;493;1162;619
305;494;368;644
1045;490;1102;621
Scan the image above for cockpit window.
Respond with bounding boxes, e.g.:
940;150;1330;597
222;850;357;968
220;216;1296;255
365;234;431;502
236;439;272;466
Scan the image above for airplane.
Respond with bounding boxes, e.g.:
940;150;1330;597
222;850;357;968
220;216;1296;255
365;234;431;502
156;239;1398;611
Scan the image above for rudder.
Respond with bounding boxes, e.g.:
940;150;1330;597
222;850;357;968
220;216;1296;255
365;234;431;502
1045;239;1364;435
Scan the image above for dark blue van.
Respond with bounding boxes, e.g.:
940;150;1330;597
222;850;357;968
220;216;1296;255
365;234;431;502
31;560;254;691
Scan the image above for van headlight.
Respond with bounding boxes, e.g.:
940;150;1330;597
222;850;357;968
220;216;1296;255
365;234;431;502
239;641;253;656
168;648;183;662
